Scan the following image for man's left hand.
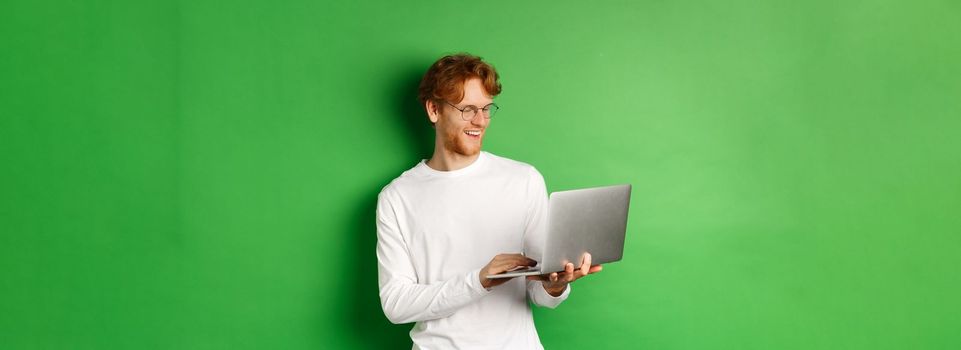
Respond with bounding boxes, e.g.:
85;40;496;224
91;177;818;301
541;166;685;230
526;252;603;297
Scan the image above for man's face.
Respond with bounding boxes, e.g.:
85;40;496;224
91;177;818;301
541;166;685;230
432;78;493;157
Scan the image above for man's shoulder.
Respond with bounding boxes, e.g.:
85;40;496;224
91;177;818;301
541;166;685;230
483;151;541;177
377;162;423;201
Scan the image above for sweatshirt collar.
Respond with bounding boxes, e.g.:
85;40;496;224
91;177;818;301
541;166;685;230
414;151;489;178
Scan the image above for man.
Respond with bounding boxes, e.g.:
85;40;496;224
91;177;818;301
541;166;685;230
376;53;602;349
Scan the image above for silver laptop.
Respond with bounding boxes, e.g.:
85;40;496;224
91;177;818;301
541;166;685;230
487;184;632;279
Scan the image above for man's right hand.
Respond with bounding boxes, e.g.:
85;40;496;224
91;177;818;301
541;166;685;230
479;253;537;290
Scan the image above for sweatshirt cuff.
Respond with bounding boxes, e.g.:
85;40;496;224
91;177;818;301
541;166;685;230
466;270;493;296
532;282;570;308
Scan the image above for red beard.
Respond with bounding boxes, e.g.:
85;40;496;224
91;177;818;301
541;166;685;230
442;126;481;157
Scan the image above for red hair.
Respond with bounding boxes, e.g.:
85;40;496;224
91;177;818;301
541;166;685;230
418;53;502;106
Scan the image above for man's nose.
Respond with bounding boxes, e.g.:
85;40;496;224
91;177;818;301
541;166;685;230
470;112;489;126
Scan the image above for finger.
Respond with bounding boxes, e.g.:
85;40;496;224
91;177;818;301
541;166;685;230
489;277;514;288
572;268;586;281
494;253;523;264
574;264;603;280
515;256;537;266
503;254;537;267
527;273;552;282
519;258;537;267
491;261;514;273
490;277;514;287
565;263;575;282
550;272;558;283
581;253;592;276
493;256;529;271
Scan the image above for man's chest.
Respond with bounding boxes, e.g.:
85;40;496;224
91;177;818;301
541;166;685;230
399;180;532;276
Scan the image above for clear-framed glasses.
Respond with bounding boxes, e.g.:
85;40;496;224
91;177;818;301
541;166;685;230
444;100;499;121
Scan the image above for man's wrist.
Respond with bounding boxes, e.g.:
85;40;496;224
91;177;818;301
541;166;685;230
544;283;567;297
479;270;491;290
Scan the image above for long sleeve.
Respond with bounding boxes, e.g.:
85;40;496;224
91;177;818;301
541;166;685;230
527;279;570;308
375;189;491;324
522;167;571;308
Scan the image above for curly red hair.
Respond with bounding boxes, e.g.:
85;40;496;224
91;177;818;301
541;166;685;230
418;53;502;106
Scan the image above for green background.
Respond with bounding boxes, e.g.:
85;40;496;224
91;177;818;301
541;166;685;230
2;0;959;348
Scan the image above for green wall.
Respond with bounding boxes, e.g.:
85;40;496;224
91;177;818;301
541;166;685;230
2;0;959;348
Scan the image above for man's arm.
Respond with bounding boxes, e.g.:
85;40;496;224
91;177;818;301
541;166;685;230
526;255;602;303
375;189;490;324
526;279;570;308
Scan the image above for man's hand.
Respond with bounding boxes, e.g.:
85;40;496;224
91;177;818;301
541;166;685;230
526;252;603;297
479;253;538;289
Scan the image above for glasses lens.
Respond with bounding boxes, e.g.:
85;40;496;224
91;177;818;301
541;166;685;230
488;104;499;118
462;106;479;121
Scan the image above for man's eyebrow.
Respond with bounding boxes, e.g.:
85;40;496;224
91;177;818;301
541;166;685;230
459;102;495;108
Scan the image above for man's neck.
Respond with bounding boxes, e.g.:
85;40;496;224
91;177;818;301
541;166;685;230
426;148;480;172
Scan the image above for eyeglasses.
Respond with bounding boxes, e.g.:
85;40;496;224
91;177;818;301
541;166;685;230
444;101;499;121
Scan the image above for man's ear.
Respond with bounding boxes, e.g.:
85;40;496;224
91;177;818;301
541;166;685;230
425;100;440;125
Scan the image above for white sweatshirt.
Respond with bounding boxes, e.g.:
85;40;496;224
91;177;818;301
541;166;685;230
376;151;570;349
